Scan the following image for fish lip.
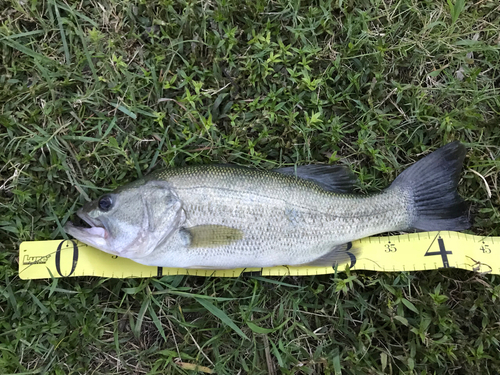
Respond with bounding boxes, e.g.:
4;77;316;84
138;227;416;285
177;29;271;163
77;211;102;230
65;211;108;239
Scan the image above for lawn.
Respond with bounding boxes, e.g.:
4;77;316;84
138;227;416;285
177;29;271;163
1;0;500;373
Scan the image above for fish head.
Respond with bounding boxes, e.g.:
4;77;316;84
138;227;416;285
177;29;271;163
64;180;184;259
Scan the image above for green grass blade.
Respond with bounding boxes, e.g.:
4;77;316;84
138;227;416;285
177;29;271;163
111;103;137;119
148;303;167;341
133;297;150;339
51;0;71;65
0;37;55;65
246;321;275;334
194;297;249;340
448;0;466;24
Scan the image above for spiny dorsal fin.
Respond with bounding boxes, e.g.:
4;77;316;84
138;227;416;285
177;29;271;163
181;225;244;248
274;165;357;193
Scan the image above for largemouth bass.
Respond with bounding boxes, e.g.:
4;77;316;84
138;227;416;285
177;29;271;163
64;142;470;269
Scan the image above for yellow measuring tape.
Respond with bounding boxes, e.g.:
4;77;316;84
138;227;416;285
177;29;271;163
18;231;499;280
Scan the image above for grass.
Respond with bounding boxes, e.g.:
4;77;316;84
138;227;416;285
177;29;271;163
1;0;500;373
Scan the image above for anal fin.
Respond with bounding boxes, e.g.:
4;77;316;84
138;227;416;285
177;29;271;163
298;243;357;267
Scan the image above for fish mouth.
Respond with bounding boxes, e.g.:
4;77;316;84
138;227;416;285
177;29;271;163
64;211;108;239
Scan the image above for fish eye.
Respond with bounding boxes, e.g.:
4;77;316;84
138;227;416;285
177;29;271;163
98;195;113;212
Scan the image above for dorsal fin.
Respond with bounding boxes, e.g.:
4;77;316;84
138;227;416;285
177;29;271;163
274;165;357;193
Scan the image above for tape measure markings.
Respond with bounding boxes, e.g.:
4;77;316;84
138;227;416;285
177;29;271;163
18;231;499;279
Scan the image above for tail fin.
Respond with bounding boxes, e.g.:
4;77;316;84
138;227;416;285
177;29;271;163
390;142;470;231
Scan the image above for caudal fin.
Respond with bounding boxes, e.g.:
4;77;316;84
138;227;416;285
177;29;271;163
390;142;470;231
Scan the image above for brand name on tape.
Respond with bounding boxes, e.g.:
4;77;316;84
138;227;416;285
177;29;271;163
23;254;51;265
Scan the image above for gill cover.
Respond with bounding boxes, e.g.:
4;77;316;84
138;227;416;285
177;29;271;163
65;180;184;259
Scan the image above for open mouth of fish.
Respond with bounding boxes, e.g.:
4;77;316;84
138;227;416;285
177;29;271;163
65;212;108;238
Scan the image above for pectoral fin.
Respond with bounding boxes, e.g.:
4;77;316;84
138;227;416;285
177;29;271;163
181;225;244;248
